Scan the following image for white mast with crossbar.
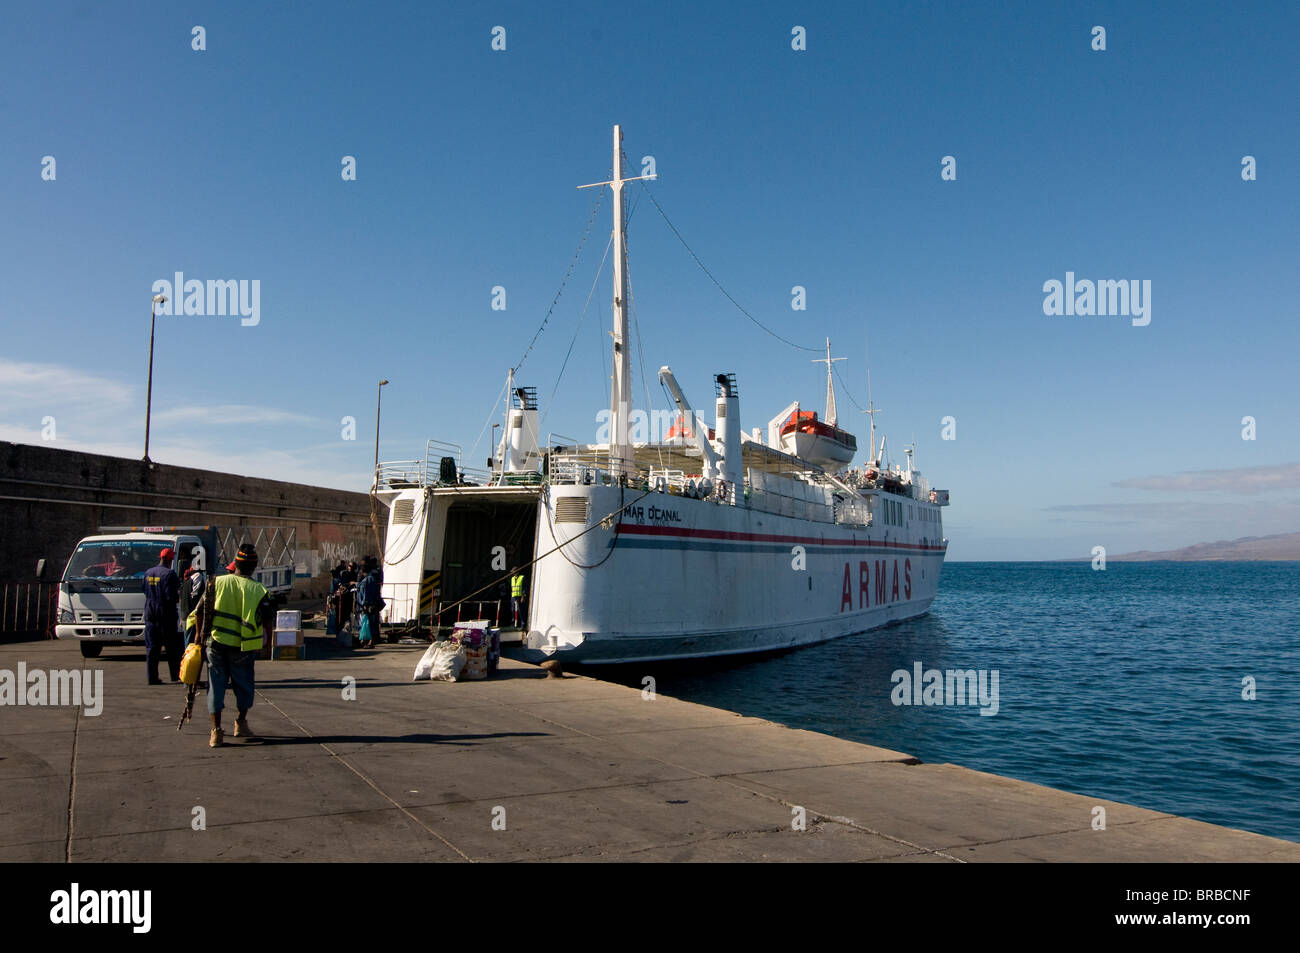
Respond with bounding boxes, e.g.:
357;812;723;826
811;338;846;427
577;125;656;477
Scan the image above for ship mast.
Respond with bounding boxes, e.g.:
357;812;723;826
811;338;845;427
862;367;881;466
577;125;656;477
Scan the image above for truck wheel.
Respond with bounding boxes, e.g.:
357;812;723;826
80;642;104;658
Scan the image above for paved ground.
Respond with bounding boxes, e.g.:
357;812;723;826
2;635;1296;862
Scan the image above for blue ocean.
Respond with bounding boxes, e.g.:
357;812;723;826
598;562;1300;843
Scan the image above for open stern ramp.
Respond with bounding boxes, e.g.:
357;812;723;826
375;442;541;626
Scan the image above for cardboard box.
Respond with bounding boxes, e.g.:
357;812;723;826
274;628;302;647
276;610;302;630
266;627;304;660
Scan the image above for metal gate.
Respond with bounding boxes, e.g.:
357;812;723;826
0;582;57;639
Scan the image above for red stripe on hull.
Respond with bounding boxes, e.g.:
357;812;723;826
616;521;946;551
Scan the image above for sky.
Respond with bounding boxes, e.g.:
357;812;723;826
2;1;1297;560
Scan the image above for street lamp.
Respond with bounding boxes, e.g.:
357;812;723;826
143;293;167;463
373;379;389;481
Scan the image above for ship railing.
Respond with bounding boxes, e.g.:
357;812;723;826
371;582;506;633
457;464;492;486
376;459;427;488
377;581;428;628
637;467;742;504
424;438;489;486
437;599;505;628
545;434;619;487
840;467;925;500
647;467;691;494
377;440;495;489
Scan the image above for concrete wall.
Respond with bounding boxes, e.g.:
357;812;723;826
0;441;382;599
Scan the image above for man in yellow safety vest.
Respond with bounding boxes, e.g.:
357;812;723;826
188;542;273;748
510;570;527;628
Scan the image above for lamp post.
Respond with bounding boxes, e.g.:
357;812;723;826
373;379;389;481
143;293;167;463
370;379;390;559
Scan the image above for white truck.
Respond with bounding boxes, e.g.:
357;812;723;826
54;524;296;658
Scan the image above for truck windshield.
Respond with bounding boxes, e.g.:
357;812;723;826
64;541;168;581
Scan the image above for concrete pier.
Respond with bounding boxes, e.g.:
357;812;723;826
1;636;1295;862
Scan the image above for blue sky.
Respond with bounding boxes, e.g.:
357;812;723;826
2;1;1297;560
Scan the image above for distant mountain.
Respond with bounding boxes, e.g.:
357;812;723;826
1108;532;1300;561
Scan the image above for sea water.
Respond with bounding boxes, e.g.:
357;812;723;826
599;562;1300;842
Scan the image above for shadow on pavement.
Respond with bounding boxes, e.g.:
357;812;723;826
251;730;552;747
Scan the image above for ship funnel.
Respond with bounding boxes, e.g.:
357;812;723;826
714;373;741;503
506;386;540;473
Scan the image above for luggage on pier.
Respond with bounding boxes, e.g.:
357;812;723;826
413;641;467;682
451;621;501;678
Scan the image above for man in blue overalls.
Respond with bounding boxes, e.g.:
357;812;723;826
143;547;181;684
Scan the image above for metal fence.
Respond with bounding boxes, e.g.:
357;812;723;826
376;580;508;632
440;599;505;628
0;582;57;638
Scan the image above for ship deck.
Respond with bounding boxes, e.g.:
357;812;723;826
550;438;830;479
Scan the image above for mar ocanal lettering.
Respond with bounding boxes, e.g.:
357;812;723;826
621;503;684;523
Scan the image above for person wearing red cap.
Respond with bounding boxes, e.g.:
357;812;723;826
143;548;182;684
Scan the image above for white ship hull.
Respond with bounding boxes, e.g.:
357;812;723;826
524;484;946;664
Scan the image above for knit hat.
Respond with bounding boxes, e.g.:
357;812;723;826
234;543;258;569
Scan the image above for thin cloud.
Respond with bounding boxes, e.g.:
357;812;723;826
0;358;133;408
0;359;360;490
1113;462;1300;493
1045;499;1300;525
153;404;319;426
1;432;368;493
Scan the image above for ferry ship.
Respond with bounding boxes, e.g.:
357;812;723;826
374;126;949;664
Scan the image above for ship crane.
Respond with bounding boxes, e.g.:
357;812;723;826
657;365;720;485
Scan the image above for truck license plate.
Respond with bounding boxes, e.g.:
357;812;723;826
91;627;124;637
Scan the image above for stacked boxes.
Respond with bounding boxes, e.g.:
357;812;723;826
450;621;500;679
269;609;305;660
